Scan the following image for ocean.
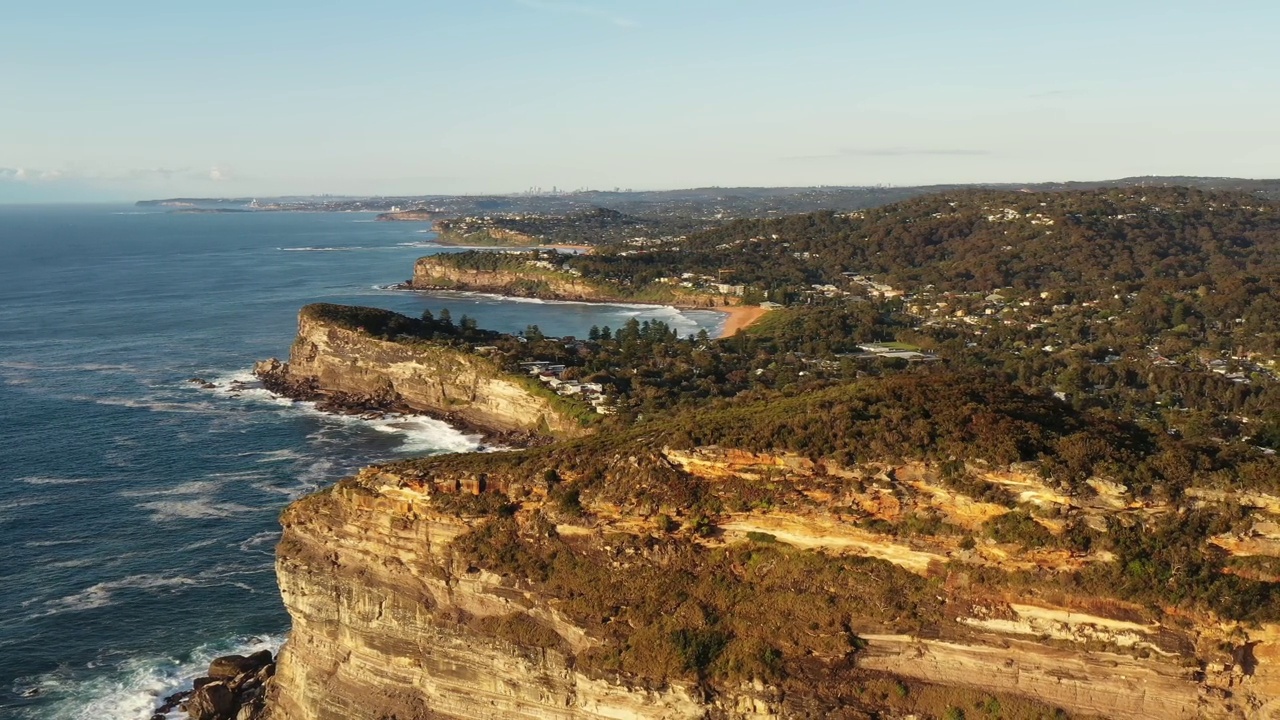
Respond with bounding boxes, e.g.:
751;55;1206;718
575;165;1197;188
0;205;724;719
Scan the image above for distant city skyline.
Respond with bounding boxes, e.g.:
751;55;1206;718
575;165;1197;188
4;0;1279;202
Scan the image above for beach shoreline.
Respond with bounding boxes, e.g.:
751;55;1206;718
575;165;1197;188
711;304;771;338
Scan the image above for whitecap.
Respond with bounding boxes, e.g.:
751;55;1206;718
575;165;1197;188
120;480;226;498
49;558;98;568
31;574;201;617
243;449;306;463
135;500;254;522
236;531;280;553
82;396;236;416
28;565;272;619
278;245;367;252
20;476;102;486
24;538;85;547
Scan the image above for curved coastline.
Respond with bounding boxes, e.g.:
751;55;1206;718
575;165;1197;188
381;283;768;338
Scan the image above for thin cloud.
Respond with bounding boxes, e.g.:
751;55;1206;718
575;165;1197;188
785;147;992;161
514;0;637;28
0;167;65;182
0;166;229;183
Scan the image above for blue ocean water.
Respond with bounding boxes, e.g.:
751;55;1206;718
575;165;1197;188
0;206;723;719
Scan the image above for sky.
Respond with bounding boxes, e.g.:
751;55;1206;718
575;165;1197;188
3;0;1279;201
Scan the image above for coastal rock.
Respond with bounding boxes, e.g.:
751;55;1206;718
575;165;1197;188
155;653;275;720
186;681;235;720
208;651;272;679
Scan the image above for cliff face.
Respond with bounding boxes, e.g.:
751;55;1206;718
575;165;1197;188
263;448;1280;720
411;257;738;307
255;309;586;440
267;472;761;720
411;257;614;302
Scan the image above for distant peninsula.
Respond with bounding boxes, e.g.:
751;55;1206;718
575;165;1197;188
375;209;444;222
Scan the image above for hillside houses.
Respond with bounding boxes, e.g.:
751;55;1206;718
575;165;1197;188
519;361;616;413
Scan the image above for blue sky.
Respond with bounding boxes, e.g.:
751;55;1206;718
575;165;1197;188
3;1;1278;201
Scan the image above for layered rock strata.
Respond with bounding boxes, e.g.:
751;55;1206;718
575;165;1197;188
263;456;1280;720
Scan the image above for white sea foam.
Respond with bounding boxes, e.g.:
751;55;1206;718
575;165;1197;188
199;367;482;454
28;565;272;619
13;633;285;720
32;574;201;616
20;475;101;485
120;480;226;498
278;245;368;252
244;448;307;463
236;531;281;553
135;500;255;522
24;539;86;547
84;395;238;416
49;558;98;568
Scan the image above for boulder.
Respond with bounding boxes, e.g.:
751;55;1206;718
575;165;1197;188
207;651;272;679
185;681;235;720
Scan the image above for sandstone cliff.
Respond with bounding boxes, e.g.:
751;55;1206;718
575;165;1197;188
263;446;1280;719
411;256;739;308
255;305;588;441
262;375;1280;719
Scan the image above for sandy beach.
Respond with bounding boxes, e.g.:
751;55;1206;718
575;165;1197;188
715;305;771;338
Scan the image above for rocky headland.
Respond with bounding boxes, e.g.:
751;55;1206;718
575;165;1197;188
258;375;1280;720
410;255;740;308
253;304;590;445
376;209;444;222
